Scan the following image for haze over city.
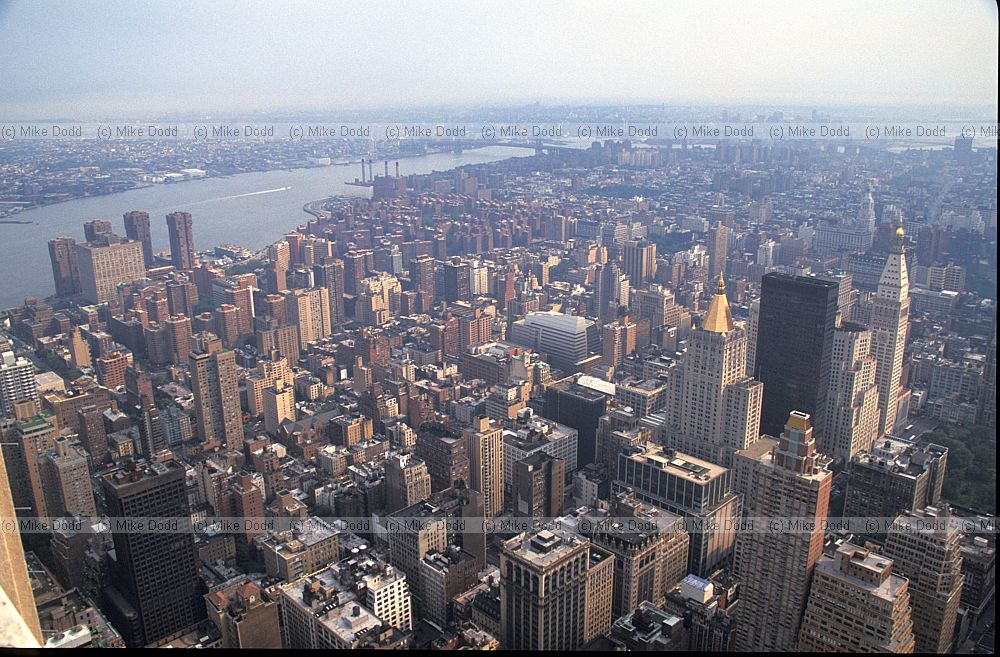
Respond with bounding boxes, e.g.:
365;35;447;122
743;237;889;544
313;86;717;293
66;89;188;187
0;0;996;653
0;0;997;118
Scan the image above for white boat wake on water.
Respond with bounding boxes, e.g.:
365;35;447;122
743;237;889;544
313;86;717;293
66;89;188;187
149;186;292;212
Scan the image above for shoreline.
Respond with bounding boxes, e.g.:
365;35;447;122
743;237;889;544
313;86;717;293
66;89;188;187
1;144;493;218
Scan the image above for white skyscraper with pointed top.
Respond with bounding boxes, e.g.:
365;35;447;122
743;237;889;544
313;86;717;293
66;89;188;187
857;191;877;234
656;275;763;466
871;218;909;436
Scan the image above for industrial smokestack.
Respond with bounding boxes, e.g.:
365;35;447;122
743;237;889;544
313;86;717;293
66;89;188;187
395;161;400;178
360;160;366;182
384;160;389;178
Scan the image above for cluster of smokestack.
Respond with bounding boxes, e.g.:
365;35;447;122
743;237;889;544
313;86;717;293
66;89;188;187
359;159;401;182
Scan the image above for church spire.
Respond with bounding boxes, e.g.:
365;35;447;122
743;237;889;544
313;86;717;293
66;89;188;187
703;273;735;333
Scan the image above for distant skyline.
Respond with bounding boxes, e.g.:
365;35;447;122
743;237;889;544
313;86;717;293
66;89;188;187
0;0;996;118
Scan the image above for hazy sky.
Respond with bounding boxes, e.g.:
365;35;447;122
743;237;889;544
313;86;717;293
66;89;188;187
0;0;996;118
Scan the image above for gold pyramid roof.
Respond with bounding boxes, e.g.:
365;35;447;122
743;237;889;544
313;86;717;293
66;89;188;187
703;274;734;333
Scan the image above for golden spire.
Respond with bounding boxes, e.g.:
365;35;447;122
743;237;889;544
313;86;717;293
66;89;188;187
703;273;734;333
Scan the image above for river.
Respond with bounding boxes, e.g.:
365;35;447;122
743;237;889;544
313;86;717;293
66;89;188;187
0;146;525;307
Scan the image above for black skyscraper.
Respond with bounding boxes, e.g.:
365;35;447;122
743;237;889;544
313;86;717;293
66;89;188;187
754;273;839;439
100;460;203;647
543;379;607;467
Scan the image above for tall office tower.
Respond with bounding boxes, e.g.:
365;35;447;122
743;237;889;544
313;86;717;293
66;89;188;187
289;268;317;299
385;453;432;513
262;380;294;435
755;273;839;439
67;326;92;370
622;239;656;287
513;451;564;518
615;377;668;418
757;239;778;267
458;307;492;352
579;490;690;620
213;303;241;347
409;254;437;309
871;220;910;436
509;311;599;373
83;219;112;243
634;283;690;333
286;288;331;351
823;322;880;461
601;316;636;368
977;327;996;427
101;460;203;647
312;258;346;326
48;236;81;297
164;314;192;365
364;564;413;633
1;350;38;416
165;277;196;318
614;443;738;576
95;349;130;389
255;318;300;364
135;403;166;459
463;416;504;517
356;272;402;325
218;279;255;337
75;235;147;304
501;529;615;650
342;250;368;296
144;290;171;324
707;222;729;279
733;411;832;651
428;314;459;359
77;405;108;461
657;276;762;466
386;501;449;613
189;338;241;449
2;412;58;518
416;424;470;492
797;542;915;653
442;257;472;302
543;377;607;468
258;293;286;324
882;507;964;654
596;407;649;472
858;190;877;234
267;241;290;292
123;211;154;266
38;437;97;518
591;262;630;322
166;211;196;270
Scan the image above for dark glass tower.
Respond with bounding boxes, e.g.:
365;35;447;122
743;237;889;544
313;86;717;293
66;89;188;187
101;460;203;647
754;273;839;439
543;379;607;467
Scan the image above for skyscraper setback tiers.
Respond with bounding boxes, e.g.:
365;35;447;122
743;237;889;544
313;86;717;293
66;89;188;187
3;117;994;651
